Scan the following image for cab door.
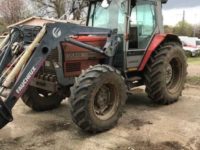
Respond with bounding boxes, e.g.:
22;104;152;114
127;0;157;69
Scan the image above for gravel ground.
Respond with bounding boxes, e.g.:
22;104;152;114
0;63;200;150
1;84;200;150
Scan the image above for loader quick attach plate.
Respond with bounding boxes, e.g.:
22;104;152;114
0;98;13;129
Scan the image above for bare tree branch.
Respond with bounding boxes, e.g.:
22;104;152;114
0;0;30;25
32;0;67;18
31;0;89;20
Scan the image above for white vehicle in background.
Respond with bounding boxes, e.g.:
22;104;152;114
179;36;200;57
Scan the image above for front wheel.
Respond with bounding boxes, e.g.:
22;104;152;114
70;65;127;133
144;42;187;105
21;86;66;111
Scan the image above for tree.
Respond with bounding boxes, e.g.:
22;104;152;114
173;21;193;37
0;0;29;25
32;0;67;18
71;0;89;20
32;0;89;20
193;24;200;38
164;25;174;34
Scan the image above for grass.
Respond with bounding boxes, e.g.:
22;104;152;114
187;56;200;86
187;57;200;65
187;76;200;86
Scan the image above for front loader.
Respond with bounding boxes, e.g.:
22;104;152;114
0;0;187;133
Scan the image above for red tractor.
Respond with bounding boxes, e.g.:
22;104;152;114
0;0;187;133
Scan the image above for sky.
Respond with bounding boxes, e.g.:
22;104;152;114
163;0;200;26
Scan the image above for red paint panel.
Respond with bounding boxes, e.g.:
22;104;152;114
64;60;99;77
74;36;107;42
138;34;166;71
62;36;107;77
62;36;107;52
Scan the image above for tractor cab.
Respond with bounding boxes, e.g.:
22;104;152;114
87;0;166;69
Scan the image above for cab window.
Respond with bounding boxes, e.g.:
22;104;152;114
88;0;127;34
129;2;156;49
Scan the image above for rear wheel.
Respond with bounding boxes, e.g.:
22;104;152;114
144;42;187;104
21;86;66;111
70;65;127;133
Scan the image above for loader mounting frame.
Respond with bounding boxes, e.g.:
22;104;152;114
0;22;118;128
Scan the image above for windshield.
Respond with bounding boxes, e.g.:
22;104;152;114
88;0;127;34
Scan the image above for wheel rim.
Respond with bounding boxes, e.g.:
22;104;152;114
93;84;119;120
166;57;182;93
166;64;173;85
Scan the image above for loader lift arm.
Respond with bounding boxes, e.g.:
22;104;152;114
0;22;118;129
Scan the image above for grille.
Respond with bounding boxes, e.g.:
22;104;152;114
37;49;59;76
66;62;81;72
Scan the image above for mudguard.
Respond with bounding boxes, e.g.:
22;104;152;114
138;34;181;71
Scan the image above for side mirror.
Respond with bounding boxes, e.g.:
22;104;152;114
101;0;111;8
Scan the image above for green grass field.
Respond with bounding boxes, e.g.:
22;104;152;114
187;76;200;86
187;57;200;85
188;57;200;65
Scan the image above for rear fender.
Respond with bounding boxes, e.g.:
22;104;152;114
138;34;181;71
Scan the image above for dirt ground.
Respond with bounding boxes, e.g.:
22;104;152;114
1;63;200;150
187;64;200;77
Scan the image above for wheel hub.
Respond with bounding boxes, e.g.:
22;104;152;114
165;58;183;93
95;85;110;115
166;63;173;85
94;84;118;120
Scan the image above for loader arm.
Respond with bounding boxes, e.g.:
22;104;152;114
0;22;118;129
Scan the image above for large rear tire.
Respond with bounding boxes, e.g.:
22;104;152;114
144;42;187;105
70;65;127;133
21;86;66;111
